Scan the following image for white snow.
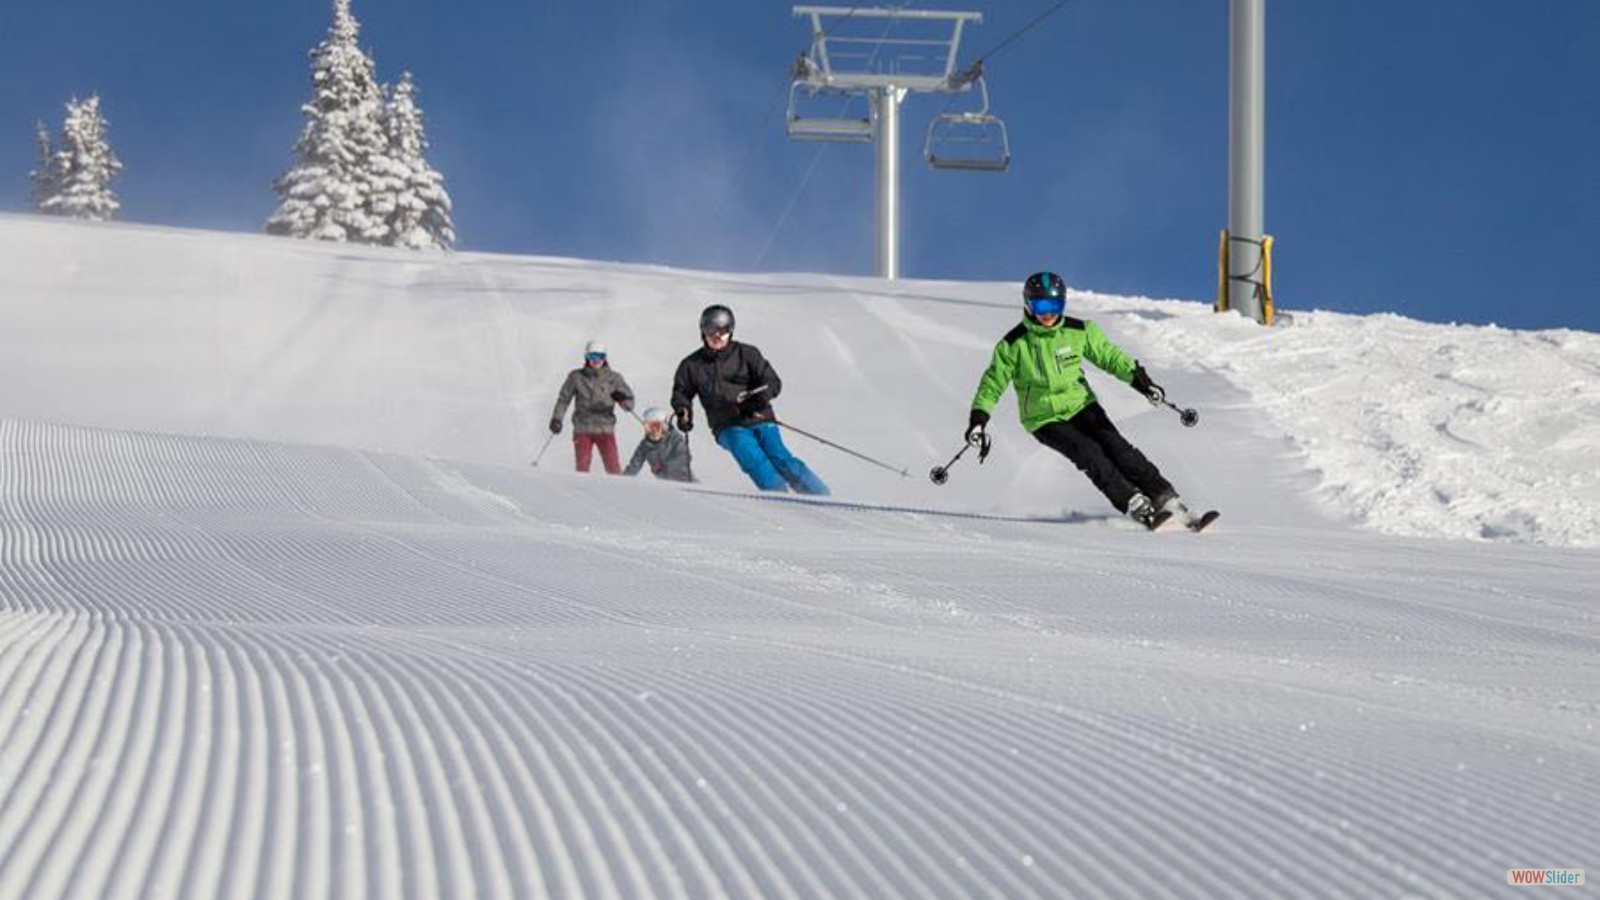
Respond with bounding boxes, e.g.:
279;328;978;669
0;213;1596;899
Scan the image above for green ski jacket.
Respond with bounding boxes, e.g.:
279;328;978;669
971;315;1139;432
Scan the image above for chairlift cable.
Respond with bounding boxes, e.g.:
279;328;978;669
754;144;831;267
725;2;884;205
969;0;1078;67
711;77;792;224
811;3;867;48
714;6;879;231
755;4;912;268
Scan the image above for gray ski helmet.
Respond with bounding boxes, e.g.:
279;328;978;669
1023;271;1067;302
699;304;735;336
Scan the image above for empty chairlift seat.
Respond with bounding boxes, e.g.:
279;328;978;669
786;82;875;143
923;77;1010;172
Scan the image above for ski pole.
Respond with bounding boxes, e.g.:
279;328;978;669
928;442;970;485
774;418;910;478
1158;398;1200;427
929;431;992;485
530;430;558;467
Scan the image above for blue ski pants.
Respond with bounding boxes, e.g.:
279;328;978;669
716;423;830;495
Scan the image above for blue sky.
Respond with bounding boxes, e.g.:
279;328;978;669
3;0;1596;332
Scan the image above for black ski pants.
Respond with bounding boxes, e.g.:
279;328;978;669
1033;403;1174;513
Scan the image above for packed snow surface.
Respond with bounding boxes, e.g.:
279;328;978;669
0;215;1596;899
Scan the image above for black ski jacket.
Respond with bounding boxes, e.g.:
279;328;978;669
671;341;782;435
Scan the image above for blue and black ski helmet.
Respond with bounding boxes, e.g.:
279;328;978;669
1022;271;1067;319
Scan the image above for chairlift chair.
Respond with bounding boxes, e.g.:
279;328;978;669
923;76;1010;172
786;81;875;143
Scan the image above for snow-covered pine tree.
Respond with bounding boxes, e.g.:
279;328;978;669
29;121;59;211
34;96;122;221
265;0;392;244
378;72;455;250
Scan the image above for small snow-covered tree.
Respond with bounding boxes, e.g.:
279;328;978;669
34;96;122;220
266;0;392;243
377;72;455;250
29;121;59;210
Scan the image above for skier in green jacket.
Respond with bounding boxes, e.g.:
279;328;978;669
966;271;1197;529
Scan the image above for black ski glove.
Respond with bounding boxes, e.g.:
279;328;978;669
1131;365;1165;405
735;384;770;417
964;409;993;462
610;390;632;411
674;408;694;433
549;417;563;435
965;408;991;447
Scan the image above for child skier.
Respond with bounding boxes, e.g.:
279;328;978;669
623;406;695;482
549;340;635;474
965;271;1201;529
671;304;829;495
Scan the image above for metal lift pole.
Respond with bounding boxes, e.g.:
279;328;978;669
787;7;996;281
1228;0;1266;323
873;87;905;279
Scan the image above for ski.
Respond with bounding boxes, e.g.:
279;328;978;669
1187;510;1220;532
1143;510;1175;531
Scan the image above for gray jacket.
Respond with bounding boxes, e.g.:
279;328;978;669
623;427;694;482
552;365;634;434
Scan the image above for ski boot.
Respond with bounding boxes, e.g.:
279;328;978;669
1125;493;1170;531
1155;491;1194;528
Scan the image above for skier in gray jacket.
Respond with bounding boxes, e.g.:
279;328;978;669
550;340;634;474
623;407;694;482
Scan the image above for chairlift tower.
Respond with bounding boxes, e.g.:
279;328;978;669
1224;0;1271;324
787;6;1009;280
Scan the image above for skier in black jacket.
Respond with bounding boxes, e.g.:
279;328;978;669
670;304;829;494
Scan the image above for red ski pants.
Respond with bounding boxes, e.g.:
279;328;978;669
573;432;621;474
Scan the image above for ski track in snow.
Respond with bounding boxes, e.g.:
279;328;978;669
1;418;1596;899
3;217;1599;898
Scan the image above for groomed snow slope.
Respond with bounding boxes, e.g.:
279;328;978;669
0;216;1596;899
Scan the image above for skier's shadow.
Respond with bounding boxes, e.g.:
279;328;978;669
686;487;1121;527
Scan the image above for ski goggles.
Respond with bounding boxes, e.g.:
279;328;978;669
701;326;732;339
1025;296;1066;317
584;352;607;363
